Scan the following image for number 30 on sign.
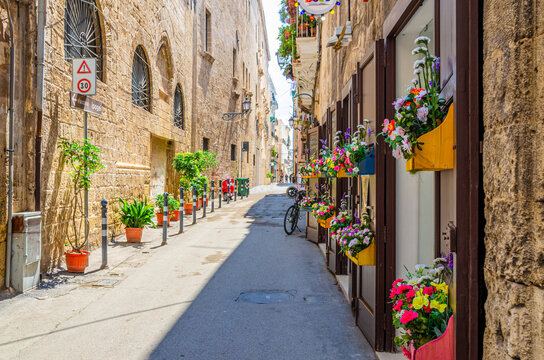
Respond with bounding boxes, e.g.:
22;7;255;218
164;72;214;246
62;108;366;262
72;58;97;96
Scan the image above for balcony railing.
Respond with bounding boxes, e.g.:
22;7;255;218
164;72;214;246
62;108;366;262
297;21;316;38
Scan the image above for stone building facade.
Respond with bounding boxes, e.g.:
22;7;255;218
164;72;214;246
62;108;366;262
292;0;542;359
0;0;276;285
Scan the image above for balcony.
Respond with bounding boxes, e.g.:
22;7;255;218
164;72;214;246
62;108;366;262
293;19;318;111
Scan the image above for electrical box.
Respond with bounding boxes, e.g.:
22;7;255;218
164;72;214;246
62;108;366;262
10;212;42;292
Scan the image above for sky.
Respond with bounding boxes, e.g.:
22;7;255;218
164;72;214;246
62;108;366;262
262;0;293;126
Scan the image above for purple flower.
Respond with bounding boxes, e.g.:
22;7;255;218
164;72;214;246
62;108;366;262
345;132;350;140
367;127;372;136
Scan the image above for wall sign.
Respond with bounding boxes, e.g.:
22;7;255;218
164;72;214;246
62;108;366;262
298;0;336;15
72;58;97;96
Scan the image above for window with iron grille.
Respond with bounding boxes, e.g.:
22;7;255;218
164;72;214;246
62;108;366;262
174;84;184;128
132;46;151;111
64;0;103;80
203;138;209;151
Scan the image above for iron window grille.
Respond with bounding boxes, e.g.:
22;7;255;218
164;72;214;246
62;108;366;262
132;46;151;111
64;0;103;79
174;84;184;129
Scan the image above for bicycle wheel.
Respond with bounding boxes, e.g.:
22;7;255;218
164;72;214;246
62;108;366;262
284;205;299;235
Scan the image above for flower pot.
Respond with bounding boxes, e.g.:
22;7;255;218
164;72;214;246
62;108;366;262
345;242;376;266
336;170;356;178
184;203;193;215
406;105;455;172
65;251;89;273
125;227;143;243
171;210;180;222
357;146;375;175
413;316;454;360
318;215;334;229
156;212;170;226
197;199;202;210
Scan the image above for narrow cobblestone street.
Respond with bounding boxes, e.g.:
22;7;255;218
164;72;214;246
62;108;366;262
0;185;376;360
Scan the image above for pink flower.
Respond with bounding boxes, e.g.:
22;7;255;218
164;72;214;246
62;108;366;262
382;119;390;133
334;166;340;171
400;310;418;324
393;300;404;312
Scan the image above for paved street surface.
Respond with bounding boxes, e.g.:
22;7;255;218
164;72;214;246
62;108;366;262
0;184;376;360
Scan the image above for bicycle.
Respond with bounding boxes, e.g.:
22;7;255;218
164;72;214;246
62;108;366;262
284;186;307;235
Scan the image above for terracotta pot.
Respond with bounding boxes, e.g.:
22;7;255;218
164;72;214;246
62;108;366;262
65;251;89;273
197;199;203;210
156;212;170;226
125;227;143;243
184;203;193;215
171;210;180;221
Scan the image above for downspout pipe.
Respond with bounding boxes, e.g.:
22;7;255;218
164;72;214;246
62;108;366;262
3;0;15;289
35;0;46;211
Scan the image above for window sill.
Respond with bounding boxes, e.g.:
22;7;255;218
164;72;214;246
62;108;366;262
200;50;215;64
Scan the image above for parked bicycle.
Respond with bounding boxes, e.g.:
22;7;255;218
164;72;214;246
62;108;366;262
284;186;307;235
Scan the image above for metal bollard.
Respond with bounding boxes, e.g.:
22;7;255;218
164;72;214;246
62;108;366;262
240;180;244;200
218;179;222;209
179;187;184;233
192;185;197;225
234;181;237;202
162;193;168;245
227;180;230;204
203;183;207;218
211;181;215;213
101;200;108;269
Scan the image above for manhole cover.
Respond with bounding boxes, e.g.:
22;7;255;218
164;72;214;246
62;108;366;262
237;291;293;304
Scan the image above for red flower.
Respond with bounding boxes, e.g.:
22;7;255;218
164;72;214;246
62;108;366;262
423;286;435;296
402;346;412;360
406;289;416;298
400;310;418;324
390;288;397;299
387;120;396;135
393;300;404;312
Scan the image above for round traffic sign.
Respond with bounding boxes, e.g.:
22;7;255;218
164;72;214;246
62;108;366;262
77;78;92;93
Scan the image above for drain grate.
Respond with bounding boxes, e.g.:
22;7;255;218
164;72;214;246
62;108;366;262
237;290;294;304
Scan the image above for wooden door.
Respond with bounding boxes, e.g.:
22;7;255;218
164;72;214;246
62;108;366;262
306;127;320;243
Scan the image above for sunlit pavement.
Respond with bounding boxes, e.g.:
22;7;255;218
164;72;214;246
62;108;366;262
0;184;375;360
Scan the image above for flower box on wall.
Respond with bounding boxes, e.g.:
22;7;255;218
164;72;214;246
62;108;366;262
301;174;320;179
318;216;334;228
413;316;454;360
406;105;455;172
345;242;376;266
357;146;375;176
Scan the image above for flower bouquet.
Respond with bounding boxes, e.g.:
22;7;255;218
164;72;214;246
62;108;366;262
348;123;374;164
380;37;447;161
390;258;453;358
299;156;321;178
299;195;317;211
330;197;352;237
312;201;335;228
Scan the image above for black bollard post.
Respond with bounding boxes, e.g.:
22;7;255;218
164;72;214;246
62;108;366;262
227;180;230;204
100;200;108;269
162;193;168;245
218;179;222;209
192;185;197;225
211;181;215;213
179;187;184;233
234;181;237;202
203;183;207;218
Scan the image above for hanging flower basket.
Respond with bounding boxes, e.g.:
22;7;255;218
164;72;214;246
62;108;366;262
345;242;376;266
406;105;455;172
413;316;454;360
318;216;334;228
356;145;375;176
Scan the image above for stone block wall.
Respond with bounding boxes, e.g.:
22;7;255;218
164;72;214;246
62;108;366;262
483;0;544;358
0;0;273;281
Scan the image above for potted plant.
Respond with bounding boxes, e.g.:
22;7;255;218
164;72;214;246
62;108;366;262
170;198;181;221
266;172;274;183
180;177;194;215
335;213;375;266
58;138;104;273
154;194;176;226
117;197;155;243
390;258;454;359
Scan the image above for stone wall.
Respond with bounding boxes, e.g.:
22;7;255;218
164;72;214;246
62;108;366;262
1;0;273;282
482;0;544;358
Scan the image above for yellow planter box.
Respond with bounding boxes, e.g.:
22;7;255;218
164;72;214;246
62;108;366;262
317;215;334;229
336;170;356;178
301;174;320;179
345;242;376;266
406;105;456;172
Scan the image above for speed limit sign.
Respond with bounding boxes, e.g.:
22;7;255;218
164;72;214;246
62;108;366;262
72;58;96;96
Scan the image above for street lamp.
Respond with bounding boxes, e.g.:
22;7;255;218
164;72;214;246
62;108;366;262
288;117;294;128
222;97;252;121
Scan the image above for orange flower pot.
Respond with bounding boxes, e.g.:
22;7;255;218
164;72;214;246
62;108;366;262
65;251;89;273
156;212;170;226
125;227;143;243
318;216;334;229
184;203;193;215
171;210;180;221
196;199;202;210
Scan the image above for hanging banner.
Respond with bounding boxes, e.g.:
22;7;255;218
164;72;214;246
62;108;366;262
299;0;336;15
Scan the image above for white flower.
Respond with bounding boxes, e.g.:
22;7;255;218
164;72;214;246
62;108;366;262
411;78;419;86
413;59;426;69
414;68;422;75
408;279;419;285
415;36;431;45
412;47;427;55
415;264;427;271
417;107;429;122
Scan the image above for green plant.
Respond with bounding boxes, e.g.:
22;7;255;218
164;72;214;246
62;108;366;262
266;172;274;180
58;138;104;252
117;197;156;229
154;194;178;214
172;151;218;179
179;177;193;203
193;174;208;197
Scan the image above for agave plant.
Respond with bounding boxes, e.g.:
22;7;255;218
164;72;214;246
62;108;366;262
117;197;156;229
